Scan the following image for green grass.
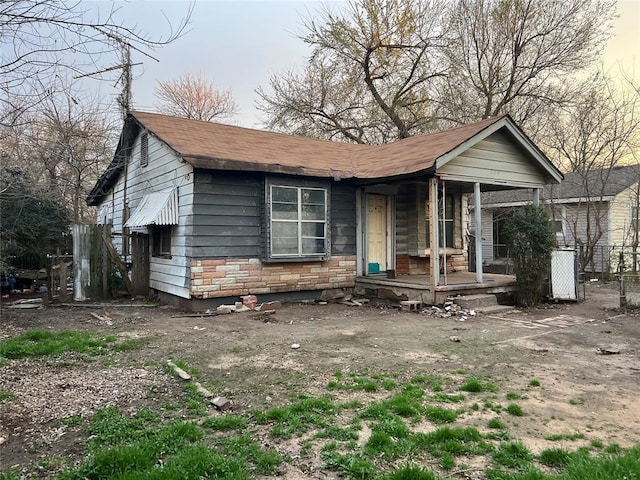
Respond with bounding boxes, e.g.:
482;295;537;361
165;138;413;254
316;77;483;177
58;405;280;480
538;447;573;467
492;441;533;469
528;379;541;387
568;397;586;406
382;464;438;479
255;395;337;438
0;329;132;359
544;432;585;441
0;390;16;401
424;406;462;424
201;414;248;431
506;392;522;400
506;404;524;416
460;376;499;393
488;418;507;429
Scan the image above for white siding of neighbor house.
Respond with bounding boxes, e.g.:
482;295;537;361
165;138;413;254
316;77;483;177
609;183;640;247
97;132;194;298
562;202;610;272
439;132;548;186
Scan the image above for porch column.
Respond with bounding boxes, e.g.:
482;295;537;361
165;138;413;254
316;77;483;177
533;188;540;206
429;177;440;303
474;182;483;283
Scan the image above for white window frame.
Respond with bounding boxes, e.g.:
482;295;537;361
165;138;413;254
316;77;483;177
269;185;328;258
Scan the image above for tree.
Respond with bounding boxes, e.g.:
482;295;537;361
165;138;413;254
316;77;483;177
542;73;640;272
1;1;192;126
155;73;238;121
258;0;615;143
0;167;71;267
440;0;614;132
1;90;115;224
503;204;556;306
258;0;449;143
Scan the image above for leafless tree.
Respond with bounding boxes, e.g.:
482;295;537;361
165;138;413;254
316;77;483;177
258;0;615;143
258;0;449;144
155;73;238;122
1;92;116;223
440;0;615;133
0;0;192;126
543;73;640;272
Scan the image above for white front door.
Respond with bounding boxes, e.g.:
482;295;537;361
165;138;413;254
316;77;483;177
367;194;387;273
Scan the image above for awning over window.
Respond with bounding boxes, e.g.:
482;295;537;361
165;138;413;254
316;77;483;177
124;189;178;228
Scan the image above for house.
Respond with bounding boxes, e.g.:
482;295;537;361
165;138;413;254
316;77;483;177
86;111;562;309
476;165;640;274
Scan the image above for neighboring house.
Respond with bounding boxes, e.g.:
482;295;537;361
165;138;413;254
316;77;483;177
87;111;562;308
476;165;640;273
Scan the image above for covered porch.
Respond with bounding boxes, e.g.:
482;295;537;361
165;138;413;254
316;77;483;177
356;272;517;304
354;115;563;304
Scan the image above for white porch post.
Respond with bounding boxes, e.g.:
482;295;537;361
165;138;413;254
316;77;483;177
474;182;483;283
533;188;540;206
429;177;440;303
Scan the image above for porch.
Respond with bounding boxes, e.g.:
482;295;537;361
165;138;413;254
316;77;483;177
356;271;517;305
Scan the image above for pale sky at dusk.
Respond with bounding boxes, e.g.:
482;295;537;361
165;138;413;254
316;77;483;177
91;0;639;129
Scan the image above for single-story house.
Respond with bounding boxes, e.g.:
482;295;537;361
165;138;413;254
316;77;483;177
87;111;562;308
476;165;640;273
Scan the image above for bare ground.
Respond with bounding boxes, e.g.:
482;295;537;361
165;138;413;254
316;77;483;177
1;282;639;477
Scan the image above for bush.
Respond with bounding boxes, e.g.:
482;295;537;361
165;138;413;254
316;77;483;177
503;205;555;306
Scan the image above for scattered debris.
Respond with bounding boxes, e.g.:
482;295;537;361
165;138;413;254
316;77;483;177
596;347;621;355
449;336;461;342
193;326;206;331
0;436;6;446
211;396;231;411
400;300;423;312
166;360;191;380
8;298;43;309
291;343;301;349
194;382;213;398
421;297;485;320
241;294;258;310
255;300;282;312
89;312;112;324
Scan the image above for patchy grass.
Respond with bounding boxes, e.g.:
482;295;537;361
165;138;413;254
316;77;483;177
0;329;140;359
0;390;16;401
545;432;585;442
506;403;525;416
460;376;499;393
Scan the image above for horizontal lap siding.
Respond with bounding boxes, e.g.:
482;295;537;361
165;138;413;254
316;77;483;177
439;132;547;185
331;183;357;255
190;171;263;258
131;135;193;298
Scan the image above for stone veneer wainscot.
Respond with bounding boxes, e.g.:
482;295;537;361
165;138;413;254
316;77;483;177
190;256;357;299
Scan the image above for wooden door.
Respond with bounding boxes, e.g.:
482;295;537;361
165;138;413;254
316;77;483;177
367;194;388;273
131;233;150;297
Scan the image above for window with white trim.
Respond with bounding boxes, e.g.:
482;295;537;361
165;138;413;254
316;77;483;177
270;185;327;257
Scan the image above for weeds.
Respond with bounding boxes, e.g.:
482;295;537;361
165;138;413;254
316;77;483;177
0;330;138;359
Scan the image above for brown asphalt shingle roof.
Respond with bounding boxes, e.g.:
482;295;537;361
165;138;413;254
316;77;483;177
131;111;508;179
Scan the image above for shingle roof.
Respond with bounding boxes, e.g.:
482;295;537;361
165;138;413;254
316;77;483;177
130;111;508;179
87;111;561;205
481;165;640;205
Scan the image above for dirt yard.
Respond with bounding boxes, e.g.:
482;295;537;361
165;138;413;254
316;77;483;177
1;282;639;478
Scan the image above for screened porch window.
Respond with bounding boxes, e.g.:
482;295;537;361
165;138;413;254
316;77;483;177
270;186;327;257
426;194;455;248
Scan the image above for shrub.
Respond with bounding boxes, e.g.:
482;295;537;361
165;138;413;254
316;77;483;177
503;205;556;306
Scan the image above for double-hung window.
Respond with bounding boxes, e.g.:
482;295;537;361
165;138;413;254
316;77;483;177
270;185;327;258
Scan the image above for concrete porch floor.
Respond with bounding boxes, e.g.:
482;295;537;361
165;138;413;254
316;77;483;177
355;271;517;304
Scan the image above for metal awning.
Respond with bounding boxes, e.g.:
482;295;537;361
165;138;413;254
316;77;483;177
124;188;178;228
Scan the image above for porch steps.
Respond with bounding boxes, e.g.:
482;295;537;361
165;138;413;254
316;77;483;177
453;294;513;313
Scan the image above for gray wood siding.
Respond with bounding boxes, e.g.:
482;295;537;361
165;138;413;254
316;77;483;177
331;183;357;255
439;132;547;186
190;172;263;258
97;132;194;298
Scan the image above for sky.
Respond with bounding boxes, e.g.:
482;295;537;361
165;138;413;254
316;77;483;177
89;0;639;129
